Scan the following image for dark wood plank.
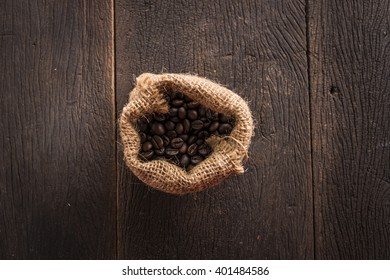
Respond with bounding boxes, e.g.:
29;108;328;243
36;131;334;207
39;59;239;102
309;0;390;259
116;0;313;259
0;0;116;259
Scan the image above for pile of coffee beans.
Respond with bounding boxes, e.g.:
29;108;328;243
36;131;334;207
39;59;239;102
136;90;235;171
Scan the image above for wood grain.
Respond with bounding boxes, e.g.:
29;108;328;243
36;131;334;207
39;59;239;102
0;0;116;259
116;0;313;259
309;0;390;259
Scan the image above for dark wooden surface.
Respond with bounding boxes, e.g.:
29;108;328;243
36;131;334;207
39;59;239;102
0;0;389;259
310;0;390;259
0;0;116;259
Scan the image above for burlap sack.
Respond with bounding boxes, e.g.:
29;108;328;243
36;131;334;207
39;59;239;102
120;73;253;195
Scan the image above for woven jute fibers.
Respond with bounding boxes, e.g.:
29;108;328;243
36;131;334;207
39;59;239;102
120;73;253;195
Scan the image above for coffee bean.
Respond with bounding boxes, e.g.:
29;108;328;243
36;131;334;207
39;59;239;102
165;147;179;157
155;147;165;156
161;135;170;146
219;113;232;123
164;121;175;131
176;92;184;99
172;99;184;107
140;151;154;160
188;135;197;145
175;123;184;134
191;155;203;165
171;137;184;148
218;123;232;134
206;109;218;120
187;101;199;109
139;132;147;143
196;139;204;145
180;154;190;168
154;113;166;122
187;144;198;156
187;110;198;120
187;164;195;171
170;116;181;123
179;134;189;141
182;119;191;133
166;130;177;139
208;121;219;132
191;120;203;130
151;122;165;135
142;141;153;152
198;105;206;117
136;118;149;132
168;91;177;100
198;130;209;139
152;135;164;148
198;143;212;156
178;107;186;119
169;107;178;117
179;142;188;154
155;156;166;161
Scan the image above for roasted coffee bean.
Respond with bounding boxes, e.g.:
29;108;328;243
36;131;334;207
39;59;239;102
139;132;147;143
187;101;199;109
198;144;212;156
187;144;198;156
187;164;195;171
202;119;211;128
155;156;166;161
170;116;181;123
208;121;219;132
169;107;178;116
176;92;184;99
179;134;189;141
198;130;209;139
179;142;188;154
180;154;190;168
191;155;203;165
206;109;218;120
187;110;198;120
152;135;164;148
188;135;197;145
178;107;186;119
151;122;165;135
198;105;206;116
142;141;153;152
165;147;179;157
168;156;179;165
219;113;231;123
155;147;165;156
171;137;184;148
154;113;166;122
171;99;184;107
182;119;191;133
164;121;175;131
218;123;232;134
166;130;177;139
191;120;203;130
140;151;154;160
161;135;170;146
175;123;184;134
196;139;204;145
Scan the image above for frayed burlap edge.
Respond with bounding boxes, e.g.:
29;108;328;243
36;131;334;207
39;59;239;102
120;73;253;195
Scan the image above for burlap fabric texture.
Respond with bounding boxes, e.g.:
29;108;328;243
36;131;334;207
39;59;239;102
120;73;253;195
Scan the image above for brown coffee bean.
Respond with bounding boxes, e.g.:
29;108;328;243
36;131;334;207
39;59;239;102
191;155;203;165
191;120;203;130
171;137;184;148
188;135;197;145
175;123;184;134
155;156;166;161
136;119;148;132
179;142;188;154
198;105;206;116
187;110;198;120
179;134;189;141
187;164;195;171
180;154;190;168
154;113;166;122
161;135;170;146
209;121;219;132
198;130;209;139
152;135;164;148
139;132;147;143
172;99;184;107
166;130;177;139
155;147;165;156
206;109;218;120
198;144;212;156
151;122;165;135
170;116;181;123
182;119;191;133
165;147;179;157
187;101;199;109
142;141;153;152
219;113;232;123
164;121;175;131
218;123;232;134
196;138;204;145
176;92;184;99
187;144;198;156
140;151;154;160
169;107;178;116
178;107;186;119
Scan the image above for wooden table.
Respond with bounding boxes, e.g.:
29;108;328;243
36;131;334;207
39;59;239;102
1;0;389;259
